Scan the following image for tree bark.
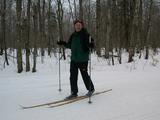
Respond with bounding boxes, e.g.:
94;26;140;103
96;0;101;56
144;0;153;60
128;0;137;63
38;0;45;63
74;0;77;19
25;0;31;72
32;3;38;73
79;0;83;21
47;0;51;56
41;0;46;58
1;0;9;65
16;0;23;73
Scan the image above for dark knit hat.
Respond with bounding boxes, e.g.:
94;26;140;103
73;19;83;25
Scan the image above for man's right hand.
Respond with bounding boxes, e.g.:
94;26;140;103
57;41;66;46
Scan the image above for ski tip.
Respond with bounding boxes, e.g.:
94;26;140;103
19;105;26;109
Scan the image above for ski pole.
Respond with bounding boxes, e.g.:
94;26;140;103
58;44;62;92
88;36;92;104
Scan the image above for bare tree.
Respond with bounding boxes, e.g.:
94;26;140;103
67;0;74;20
144;0;153;59
128;0;138;63
47;0;52;56
103;0;110;59
37;0;45;63
1;0;9;65
96;0;101;56
74;0;77;19
16;0;23;73
137;0;143;58
79;0;83;20
41;0;46;57
25;0;31;72
32;2;38;73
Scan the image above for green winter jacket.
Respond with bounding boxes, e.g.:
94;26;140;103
65;28;94;62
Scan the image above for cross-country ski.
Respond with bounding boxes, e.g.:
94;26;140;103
20;89;112;109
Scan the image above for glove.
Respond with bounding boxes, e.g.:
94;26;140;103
57;41;66;46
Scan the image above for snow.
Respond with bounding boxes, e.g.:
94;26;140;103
0;50;160;120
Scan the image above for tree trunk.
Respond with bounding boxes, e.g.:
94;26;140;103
38;0;45;63
0;4;3;56
67;0;74;20
0;0;3;55
74;0;77;19
128;48;134;62
41;0;45;58
104;8;110;59
128;0;137;63
138;0;143;51
25;0;31;72
118;48;122;64
1;0;9;65
47;0;51;56
79;0;83;21
16;0;23;73
96;0;101;56
32;3;38;73
144;0;153;60
145;46;149;59
111;49;114;65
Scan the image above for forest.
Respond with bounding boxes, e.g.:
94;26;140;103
0;0;160;73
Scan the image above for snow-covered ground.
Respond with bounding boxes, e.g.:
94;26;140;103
0;50;160;120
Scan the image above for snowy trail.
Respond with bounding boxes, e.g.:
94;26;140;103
0;54;160;120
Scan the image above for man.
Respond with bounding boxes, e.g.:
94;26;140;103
57;20;95;99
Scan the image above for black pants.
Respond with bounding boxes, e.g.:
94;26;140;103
70;61;94;95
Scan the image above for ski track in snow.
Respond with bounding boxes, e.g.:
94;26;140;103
0;53;160;120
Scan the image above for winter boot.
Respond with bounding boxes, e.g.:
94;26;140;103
65;94;78;100
86;89;95;97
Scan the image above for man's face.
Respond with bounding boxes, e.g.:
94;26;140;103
74;22;82;32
